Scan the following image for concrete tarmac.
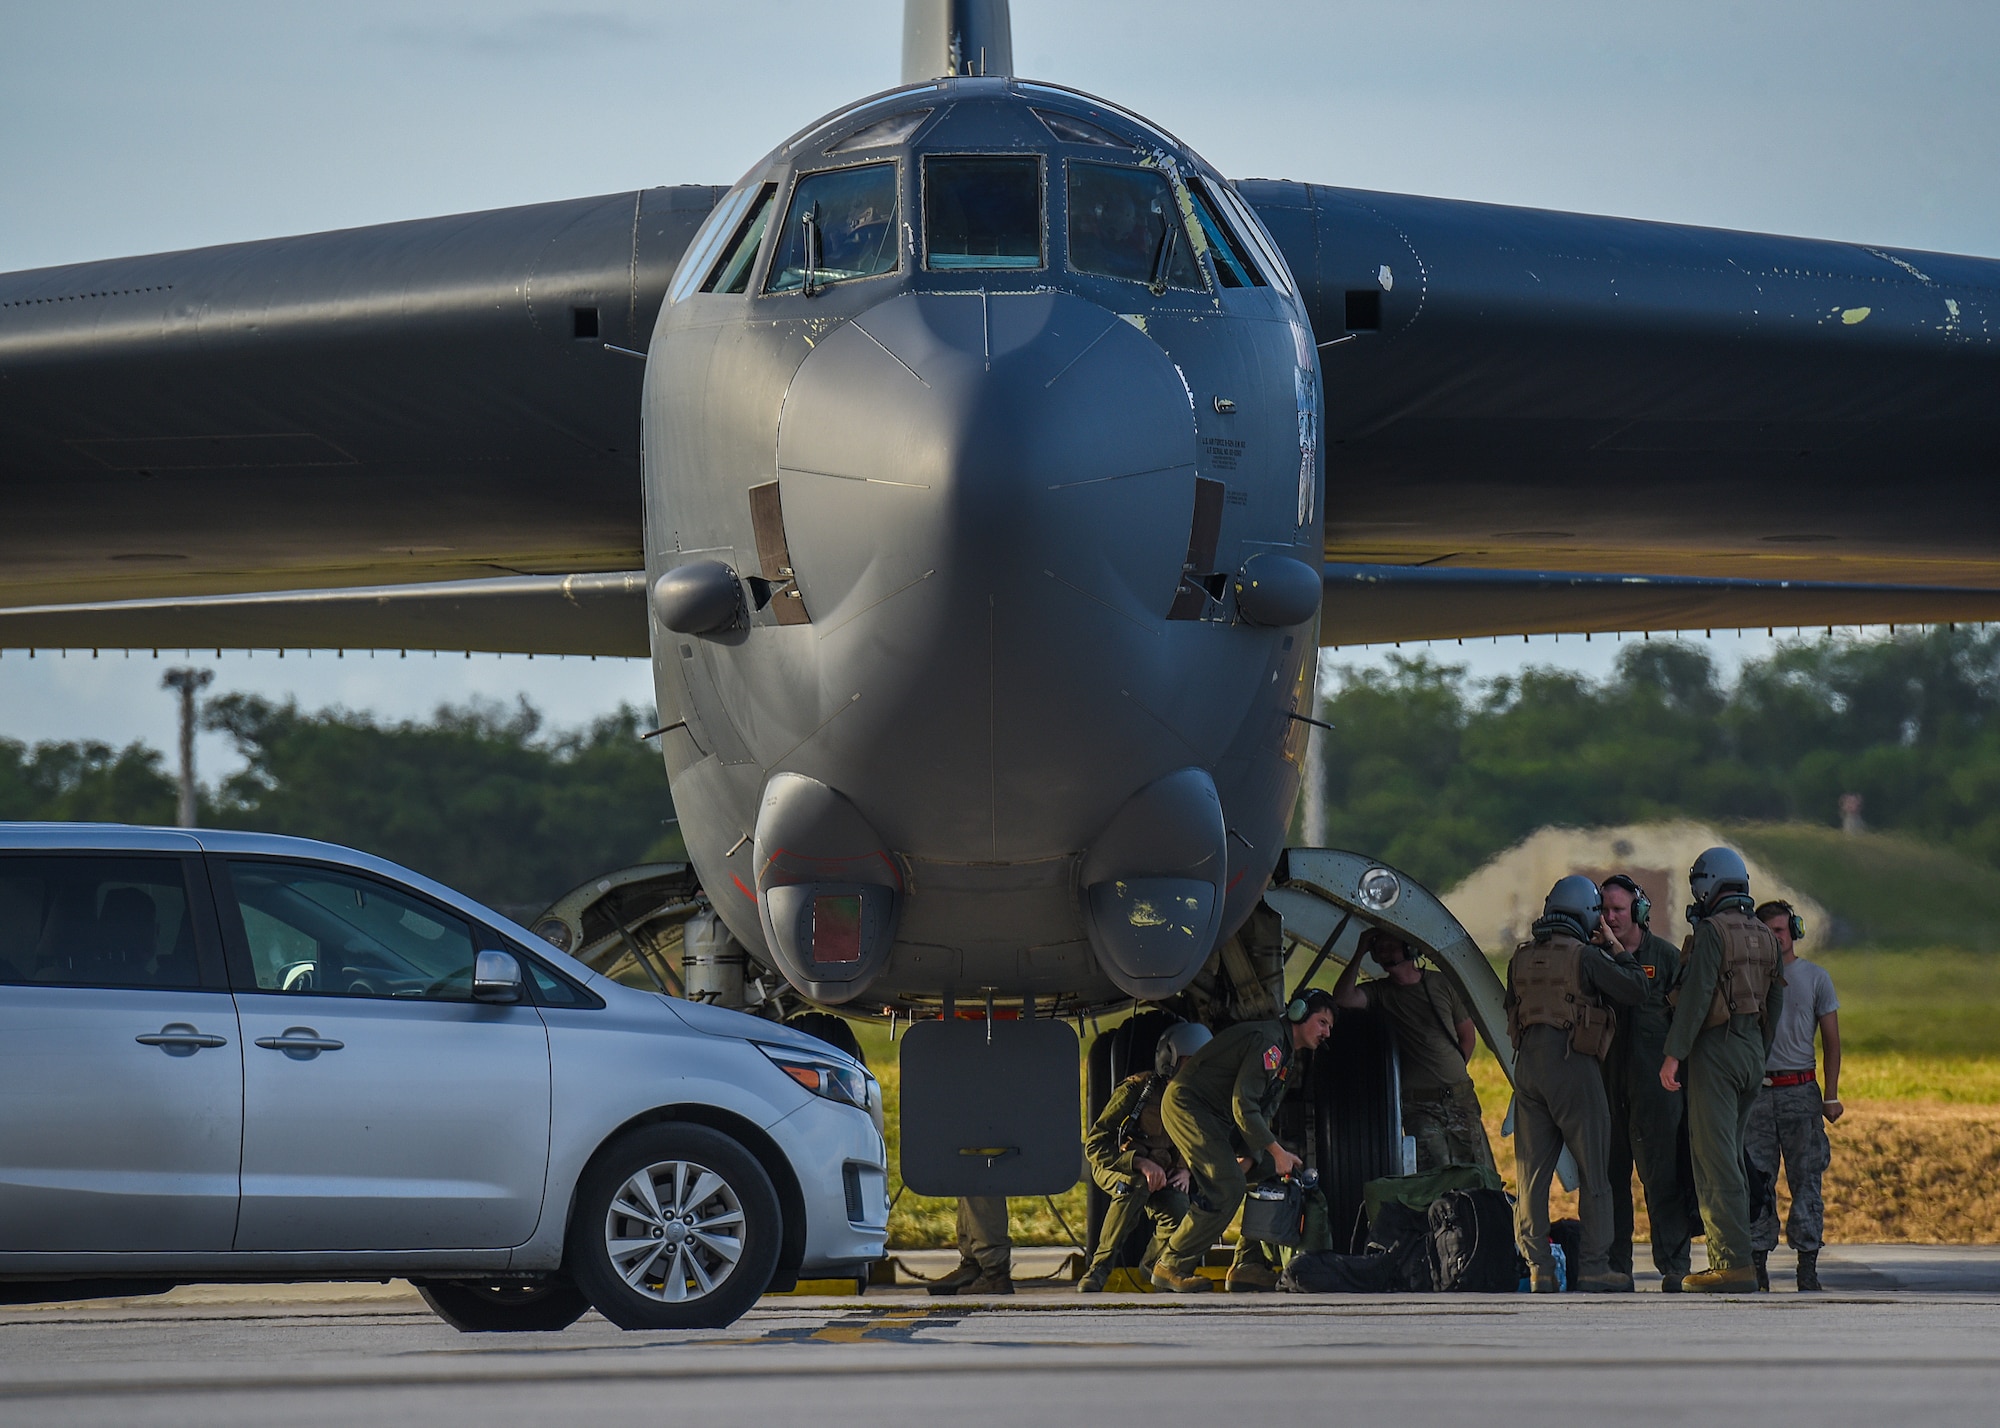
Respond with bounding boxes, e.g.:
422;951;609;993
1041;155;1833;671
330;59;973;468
7;1248;2000;1428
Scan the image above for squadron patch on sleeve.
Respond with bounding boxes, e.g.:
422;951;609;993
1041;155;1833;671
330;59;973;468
1263;1045;1283;1072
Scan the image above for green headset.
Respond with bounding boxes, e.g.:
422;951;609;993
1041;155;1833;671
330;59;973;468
1287;988;1338;1023
1602;874;1652;927
1757;899;1806;942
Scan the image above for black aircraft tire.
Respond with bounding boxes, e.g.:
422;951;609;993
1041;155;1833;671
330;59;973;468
412;1277;592;1333
1310;1008;1404;1252
567;1123;782;1331
784;1011;868;1067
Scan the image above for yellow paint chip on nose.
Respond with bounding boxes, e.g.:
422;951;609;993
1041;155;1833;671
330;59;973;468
1841;307;1872;325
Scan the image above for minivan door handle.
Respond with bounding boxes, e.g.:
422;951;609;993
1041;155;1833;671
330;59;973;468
254;1028;345;1059
135;1023;229;1056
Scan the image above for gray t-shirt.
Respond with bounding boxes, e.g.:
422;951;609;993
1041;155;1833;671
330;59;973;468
1766;956;1838;1073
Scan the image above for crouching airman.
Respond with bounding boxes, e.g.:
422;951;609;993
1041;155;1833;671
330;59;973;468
1079;1021;1212;1292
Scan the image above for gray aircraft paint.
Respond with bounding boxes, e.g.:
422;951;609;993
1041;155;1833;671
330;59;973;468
645;81;1322;1008
4;4;2000;1014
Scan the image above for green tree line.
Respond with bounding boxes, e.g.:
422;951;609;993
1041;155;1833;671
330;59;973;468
0;696;678;915
1316;627;2000;889
10;627;2000;915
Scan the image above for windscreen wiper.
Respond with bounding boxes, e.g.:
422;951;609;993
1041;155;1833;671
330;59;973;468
802;205;823;297
1148;218;1178;296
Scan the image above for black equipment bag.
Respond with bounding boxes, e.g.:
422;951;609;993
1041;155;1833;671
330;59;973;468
1427;1187;1518;1292
1279;1199;1433;1293
1278;1250;1403;1293
1240;1178;1305;1248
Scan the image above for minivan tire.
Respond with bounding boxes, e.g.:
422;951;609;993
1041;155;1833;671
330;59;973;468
413;1277;592;1332
567;1122;782;1330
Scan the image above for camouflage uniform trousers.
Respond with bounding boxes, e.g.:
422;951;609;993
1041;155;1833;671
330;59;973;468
1745;1081;1831;1254
1402;1080;1497;1174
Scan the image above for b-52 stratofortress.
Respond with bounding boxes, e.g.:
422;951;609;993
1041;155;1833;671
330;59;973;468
4;0;1997;1198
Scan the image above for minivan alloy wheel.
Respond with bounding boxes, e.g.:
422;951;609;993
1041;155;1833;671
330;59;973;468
568;1122;782;1329
605;1158;746;1301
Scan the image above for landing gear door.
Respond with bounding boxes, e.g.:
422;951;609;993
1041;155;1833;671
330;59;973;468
1268;848;1514;1085
898;1018;1081;1197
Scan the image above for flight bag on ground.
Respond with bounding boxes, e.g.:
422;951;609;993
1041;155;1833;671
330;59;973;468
1361;1164;1504;1228
1277;1198;1433;1293
1428;1186;1519;1292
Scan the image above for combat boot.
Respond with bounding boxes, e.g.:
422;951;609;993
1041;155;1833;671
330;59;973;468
1529;1267;1561;1294
965;1271;1014;1295
1752;1250;1770;1291
1149;1263;1213;1294
1225;1262;1279;1293
1076;1269;1107;1293
1660;1275;1684;1294
1573;1269;1635;1293
926;1260;983;1296
1682;1265;1760;1293
1796;1250;1823;1292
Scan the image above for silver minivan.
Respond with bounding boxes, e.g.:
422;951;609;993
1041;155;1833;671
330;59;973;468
0;823;888;1330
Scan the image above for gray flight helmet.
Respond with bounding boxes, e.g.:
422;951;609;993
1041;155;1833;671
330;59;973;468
1541;874;1605;941
1155;1021;1214;1075
1687;845;1752;918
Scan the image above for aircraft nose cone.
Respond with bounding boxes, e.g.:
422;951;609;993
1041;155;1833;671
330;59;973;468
772;290;1204;861
777;290;1198;627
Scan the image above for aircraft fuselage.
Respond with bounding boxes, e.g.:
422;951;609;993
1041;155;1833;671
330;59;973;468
645;78;1325;1012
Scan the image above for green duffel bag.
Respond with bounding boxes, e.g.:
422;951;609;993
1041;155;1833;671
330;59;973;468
1362;1163;1504;1230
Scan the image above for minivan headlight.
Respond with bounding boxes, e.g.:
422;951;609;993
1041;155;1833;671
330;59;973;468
756;1043;878;1121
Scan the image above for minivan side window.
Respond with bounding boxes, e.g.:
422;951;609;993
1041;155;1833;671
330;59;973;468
0;855;205;990
222;860;478;1001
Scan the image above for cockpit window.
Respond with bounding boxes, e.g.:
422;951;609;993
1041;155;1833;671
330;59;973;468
1066;161;1203;292
1206;180;1298;299
1032;109;1128;150
1186;180;1264;289
769;163;901;294
924;155;1043;270
829;109;931;154
701;183;776;295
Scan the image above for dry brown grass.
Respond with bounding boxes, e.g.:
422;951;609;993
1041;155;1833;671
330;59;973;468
1816;1102;2000;1243
1470;1053;2000;1244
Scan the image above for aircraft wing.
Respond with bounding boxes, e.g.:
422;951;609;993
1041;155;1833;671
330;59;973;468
0;186;721;643
5;174;2000;655
1246;182;2000;639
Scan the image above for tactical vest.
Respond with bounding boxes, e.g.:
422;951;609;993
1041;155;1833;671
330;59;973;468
1678;910;1782;1028
1118;1072;1180;1168
1507;933;1616;1060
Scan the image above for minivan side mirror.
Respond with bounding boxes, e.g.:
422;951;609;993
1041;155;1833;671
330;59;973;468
471;949;524;1004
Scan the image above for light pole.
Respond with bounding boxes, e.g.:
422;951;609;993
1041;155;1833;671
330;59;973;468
161;667;214;828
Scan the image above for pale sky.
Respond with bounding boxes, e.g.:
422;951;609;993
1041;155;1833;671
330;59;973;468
3;1;1992;773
